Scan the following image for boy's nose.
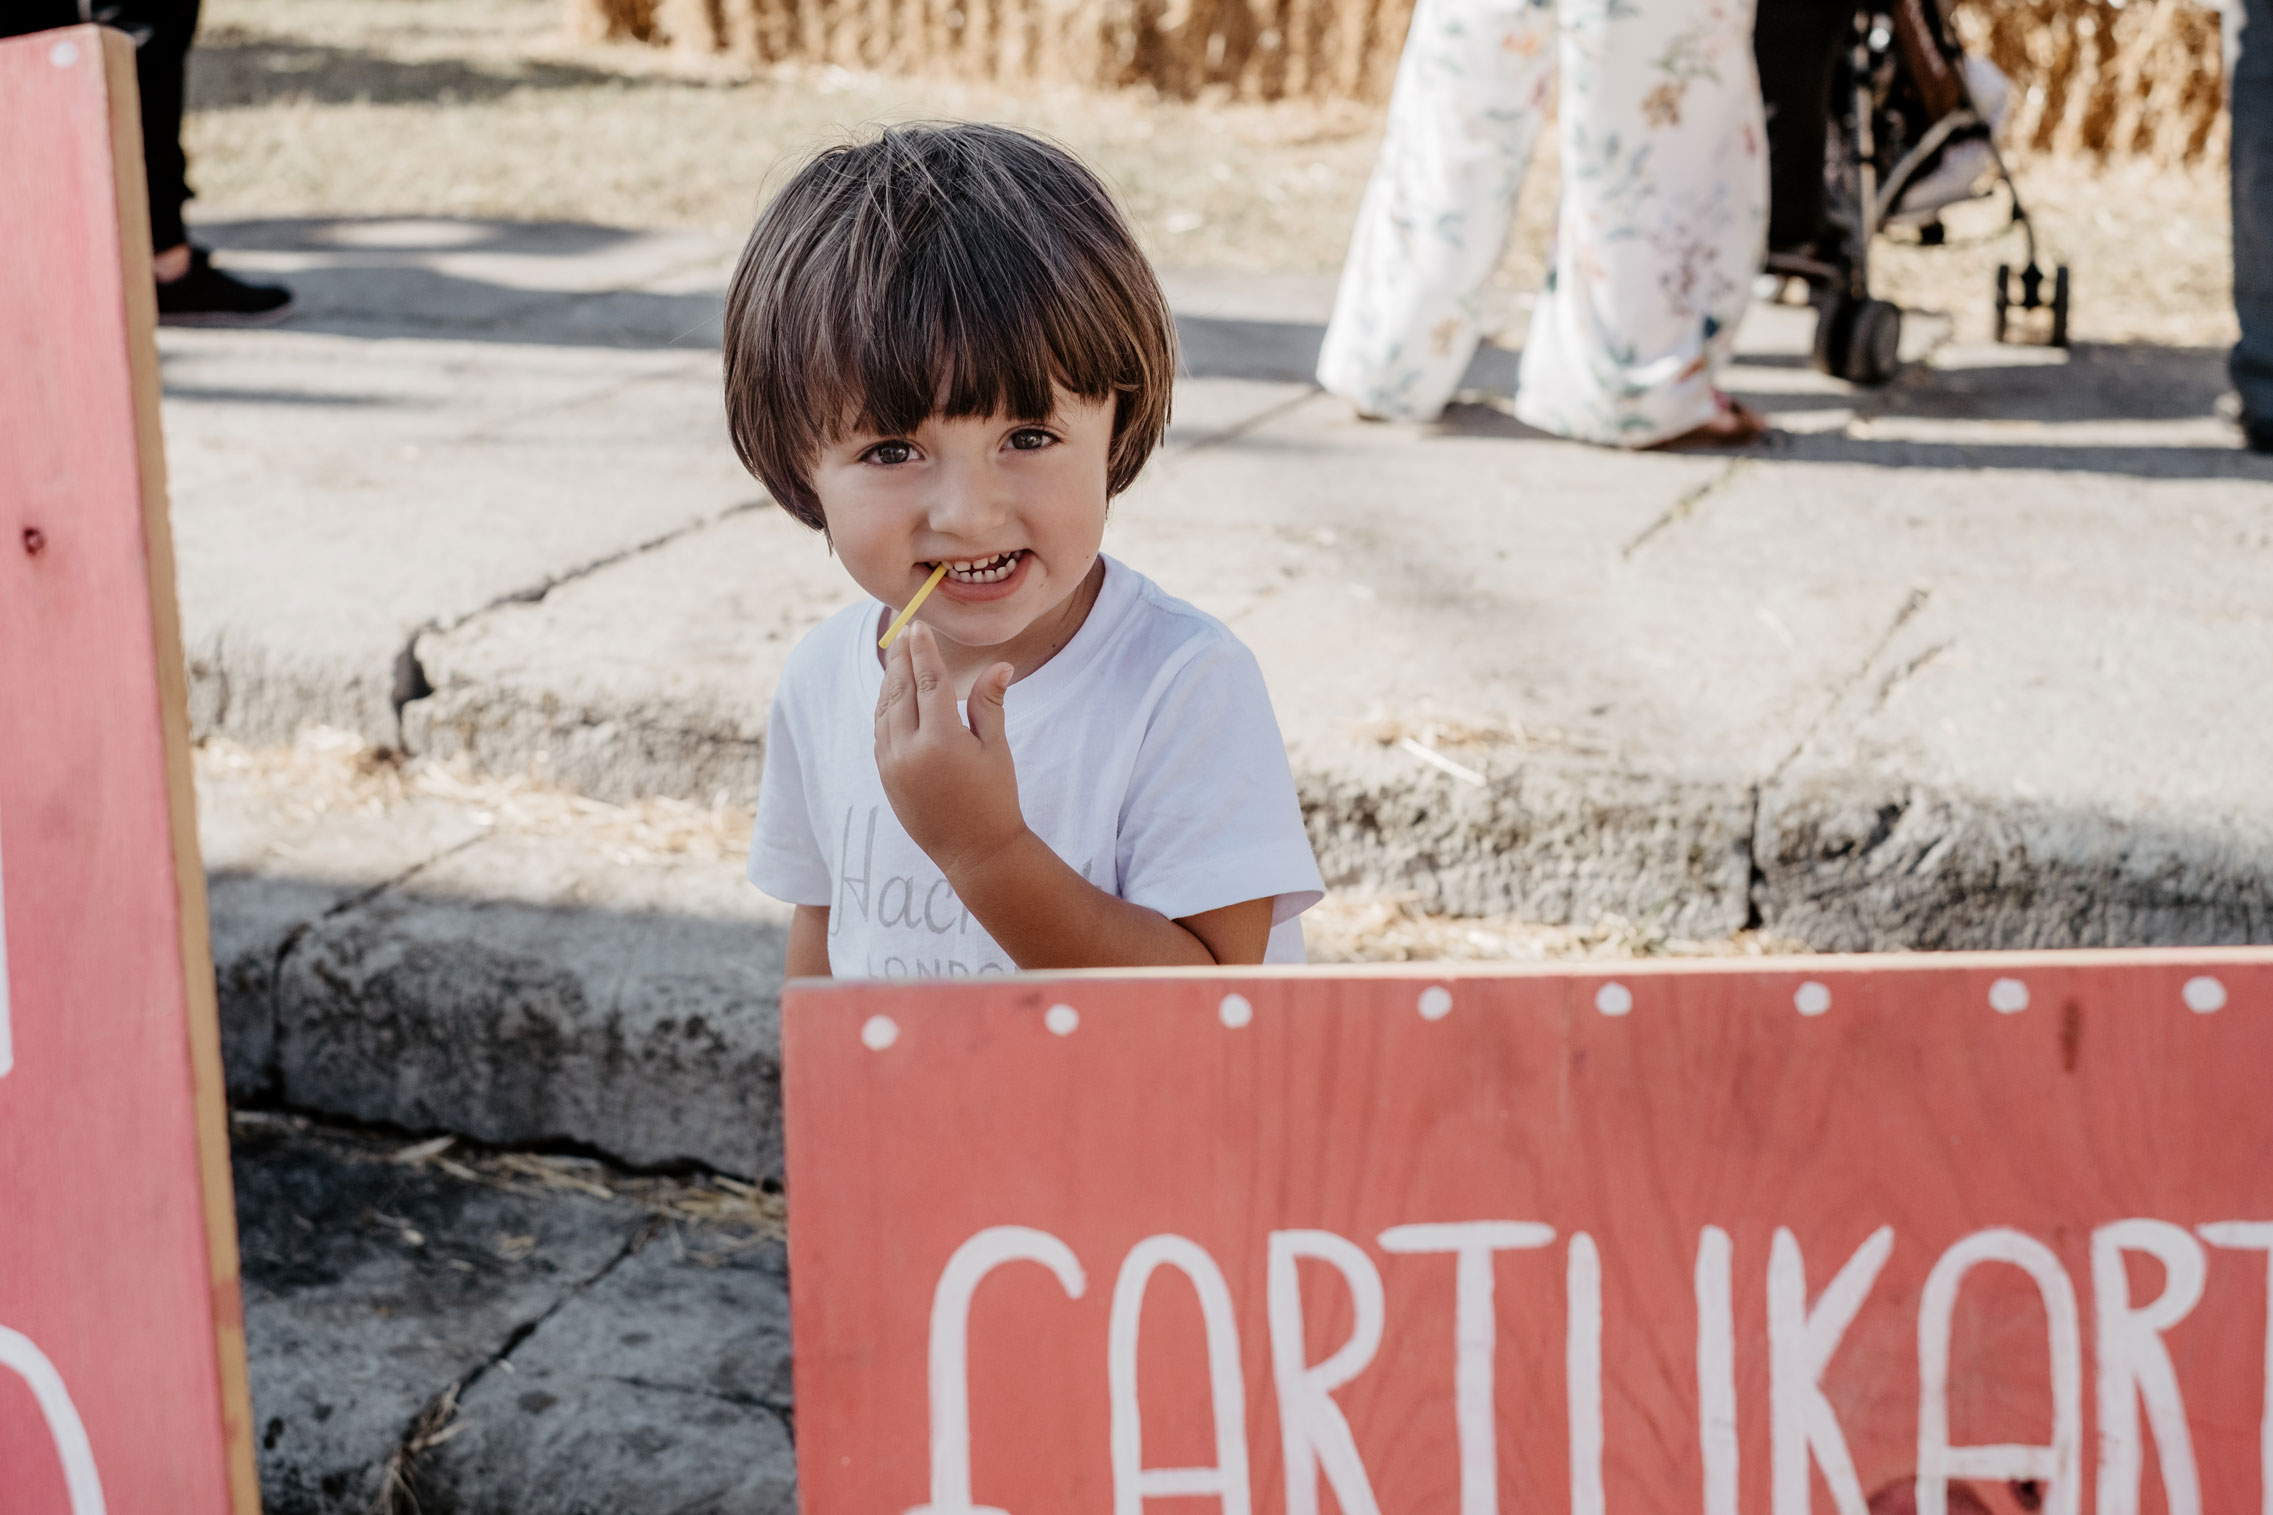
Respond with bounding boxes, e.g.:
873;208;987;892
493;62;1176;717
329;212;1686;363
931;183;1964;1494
924;460;1009;539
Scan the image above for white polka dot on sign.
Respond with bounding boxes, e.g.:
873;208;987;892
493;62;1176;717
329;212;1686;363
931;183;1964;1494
1795;981;1832;1017
860;1015;899;1050
1988;978;2030;1014
1418;986;1454;1021
1595;982;1633;1017
1219;993;1254;1028
2183;976;2228;1014
50;40;79;66
1045;1004;1080;1036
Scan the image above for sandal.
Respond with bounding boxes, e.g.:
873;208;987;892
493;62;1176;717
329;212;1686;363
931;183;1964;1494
1646;392;1770;450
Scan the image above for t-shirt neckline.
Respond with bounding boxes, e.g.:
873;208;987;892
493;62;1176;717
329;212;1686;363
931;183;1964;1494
856;554;1138;727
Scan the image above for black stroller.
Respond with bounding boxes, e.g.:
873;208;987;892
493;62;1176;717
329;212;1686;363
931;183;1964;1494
1755;0;2071;384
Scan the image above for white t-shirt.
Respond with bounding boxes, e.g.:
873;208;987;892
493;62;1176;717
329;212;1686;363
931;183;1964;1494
748;556;1325;977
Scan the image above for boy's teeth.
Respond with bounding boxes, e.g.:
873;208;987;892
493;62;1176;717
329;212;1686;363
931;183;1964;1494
939;551;1019;581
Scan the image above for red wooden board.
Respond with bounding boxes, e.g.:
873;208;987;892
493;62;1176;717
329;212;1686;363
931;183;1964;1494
0;24;259;1514
786;952;2273;1515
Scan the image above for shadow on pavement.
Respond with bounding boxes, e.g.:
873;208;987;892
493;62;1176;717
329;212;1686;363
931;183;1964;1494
1175;313;1521;394
190;32;627;110
196;217;726;349
1768;431;2273;479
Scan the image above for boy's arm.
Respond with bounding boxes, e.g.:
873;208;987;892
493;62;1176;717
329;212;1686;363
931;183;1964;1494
876;626;1276;969
953;833;1275;967
786;904;833;978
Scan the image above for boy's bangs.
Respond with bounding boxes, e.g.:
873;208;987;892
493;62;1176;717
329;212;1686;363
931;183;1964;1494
839;234;1116;443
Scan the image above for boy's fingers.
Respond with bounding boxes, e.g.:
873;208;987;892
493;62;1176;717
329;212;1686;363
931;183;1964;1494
877;631;919;742
966;661;1013;747
908;624;961;735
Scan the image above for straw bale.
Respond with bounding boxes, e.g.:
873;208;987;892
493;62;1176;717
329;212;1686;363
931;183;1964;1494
558;0;2224;158
1957;0;2226;162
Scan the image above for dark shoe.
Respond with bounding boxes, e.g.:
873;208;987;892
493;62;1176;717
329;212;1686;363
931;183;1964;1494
2249;417;2273;456
156;247;293;326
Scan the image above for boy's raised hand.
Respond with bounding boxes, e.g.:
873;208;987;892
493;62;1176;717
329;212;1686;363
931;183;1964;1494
874;622;1026;877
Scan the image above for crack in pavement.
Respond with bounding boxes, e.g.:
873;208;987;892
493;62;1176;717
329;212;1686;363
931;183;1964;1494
367;1220;661;1515
1767;584;1933;784
389;494;772;741
1620;454;1754;559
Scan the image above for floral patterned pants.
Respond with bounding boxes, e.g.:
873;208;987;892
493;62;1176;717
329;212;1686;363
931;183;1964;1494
1317;0;1767;445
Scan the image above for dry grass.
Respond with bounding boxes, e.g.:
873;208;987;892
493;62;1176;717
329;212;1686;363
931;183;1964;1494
199;727;755;866
186;0;1396;274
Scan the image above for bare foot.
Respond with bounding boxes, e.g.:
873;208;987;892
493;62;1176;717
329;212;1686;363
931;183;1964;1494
1646;393;1770;450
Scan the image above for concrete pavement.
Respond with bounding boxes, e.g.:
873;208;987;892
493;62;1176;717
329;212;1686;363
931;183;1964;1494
175;214;2273;951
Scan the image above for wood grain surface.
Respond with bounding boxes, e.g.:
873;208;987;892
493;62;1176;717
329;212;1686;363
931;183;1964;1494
0;24;258;1513
787;952;2273;1515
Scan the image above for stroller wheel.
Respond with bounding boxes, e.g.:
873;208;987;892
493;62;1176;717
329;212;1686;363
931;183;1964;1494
1839;299;1903;386
1811;290;1856;379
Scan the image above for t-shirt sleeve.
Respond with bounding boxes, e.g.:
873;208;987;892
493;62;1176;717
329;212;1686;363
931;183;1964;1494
747;684;834;908
1115;637;1325;928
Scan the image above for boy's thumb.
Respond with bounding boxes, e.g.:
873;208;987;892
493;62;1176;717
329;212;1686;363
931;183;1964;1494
967;662;1013;743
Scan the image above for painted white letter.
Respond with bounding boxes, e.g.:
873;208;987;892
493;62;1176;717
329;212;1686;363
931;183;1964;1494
1268;1229;1385;1515
1569;1231;1606;1515
0;1326;106;1515
1770;1226;1893;1515
1378;1221;1556;1515
1697;1226;1738;1515
909;1226;1087;1515
2094;1219;2205;1515
1109;1235;1251;1515
2200;1223;2273;1515
1915;1229;2081;1515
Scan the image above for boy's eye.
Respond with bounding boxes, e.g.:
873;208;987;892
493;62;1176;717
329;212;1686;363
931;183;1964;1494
1007;427;1058;452
863;440;916;466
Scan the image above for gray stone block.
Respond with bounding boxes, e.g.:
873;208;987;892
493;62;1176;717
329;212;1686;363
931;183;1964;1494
415;1233;797;1514
1299;747;1758;935
199;759;488;1098
276;830;792;1178
234;1118;644;1514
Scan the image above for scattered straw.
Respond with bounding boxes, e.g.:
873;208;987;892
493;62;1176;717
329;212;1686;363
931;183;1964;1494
1304;890;1810;964
197;727;754;865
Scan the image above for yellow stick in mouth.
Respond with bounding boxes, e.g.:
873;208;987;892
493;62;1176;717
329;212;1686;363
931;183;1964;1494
879;562;952;650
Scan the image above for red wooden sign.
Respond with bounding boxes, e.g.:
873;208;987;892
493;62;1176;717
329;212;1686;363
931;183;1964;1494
0;24;259;1513
786;952;2273;1515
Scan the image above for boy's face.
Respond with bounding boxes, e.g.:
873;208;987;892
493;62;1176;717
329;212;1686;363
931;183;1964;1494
813;386;1115;662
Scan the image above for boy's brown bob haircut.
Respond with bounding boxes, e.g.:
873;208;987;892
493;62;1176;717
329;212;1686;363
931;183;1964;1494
724;122;1178;531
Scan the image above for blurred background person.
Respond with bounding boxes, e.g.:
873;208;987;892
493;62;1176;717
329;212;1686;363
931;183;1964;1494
2229;0;2272;452
1316;0;1769;448
4;0;292;322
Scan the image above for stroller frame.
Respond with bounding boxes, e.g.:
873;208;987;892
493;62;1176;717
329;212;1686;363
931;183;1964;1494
1763;2;2071;385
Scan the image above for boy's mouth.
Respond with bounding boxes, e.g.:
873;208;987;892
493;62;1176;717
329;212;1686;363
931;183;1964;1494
929;550;1026;585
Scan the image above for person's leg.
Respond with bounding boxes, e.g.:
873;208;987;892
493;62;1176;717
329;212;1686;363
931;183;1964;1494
2233;0;2273;446
102;0;201;258
1514;0;1768;446
1314;0;1557;422
95;0;293;317
1753;0;1847;256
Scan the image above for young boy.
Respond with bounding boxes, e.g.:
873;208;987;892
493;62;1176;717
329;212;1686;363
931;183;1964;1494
726;122;1323;978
